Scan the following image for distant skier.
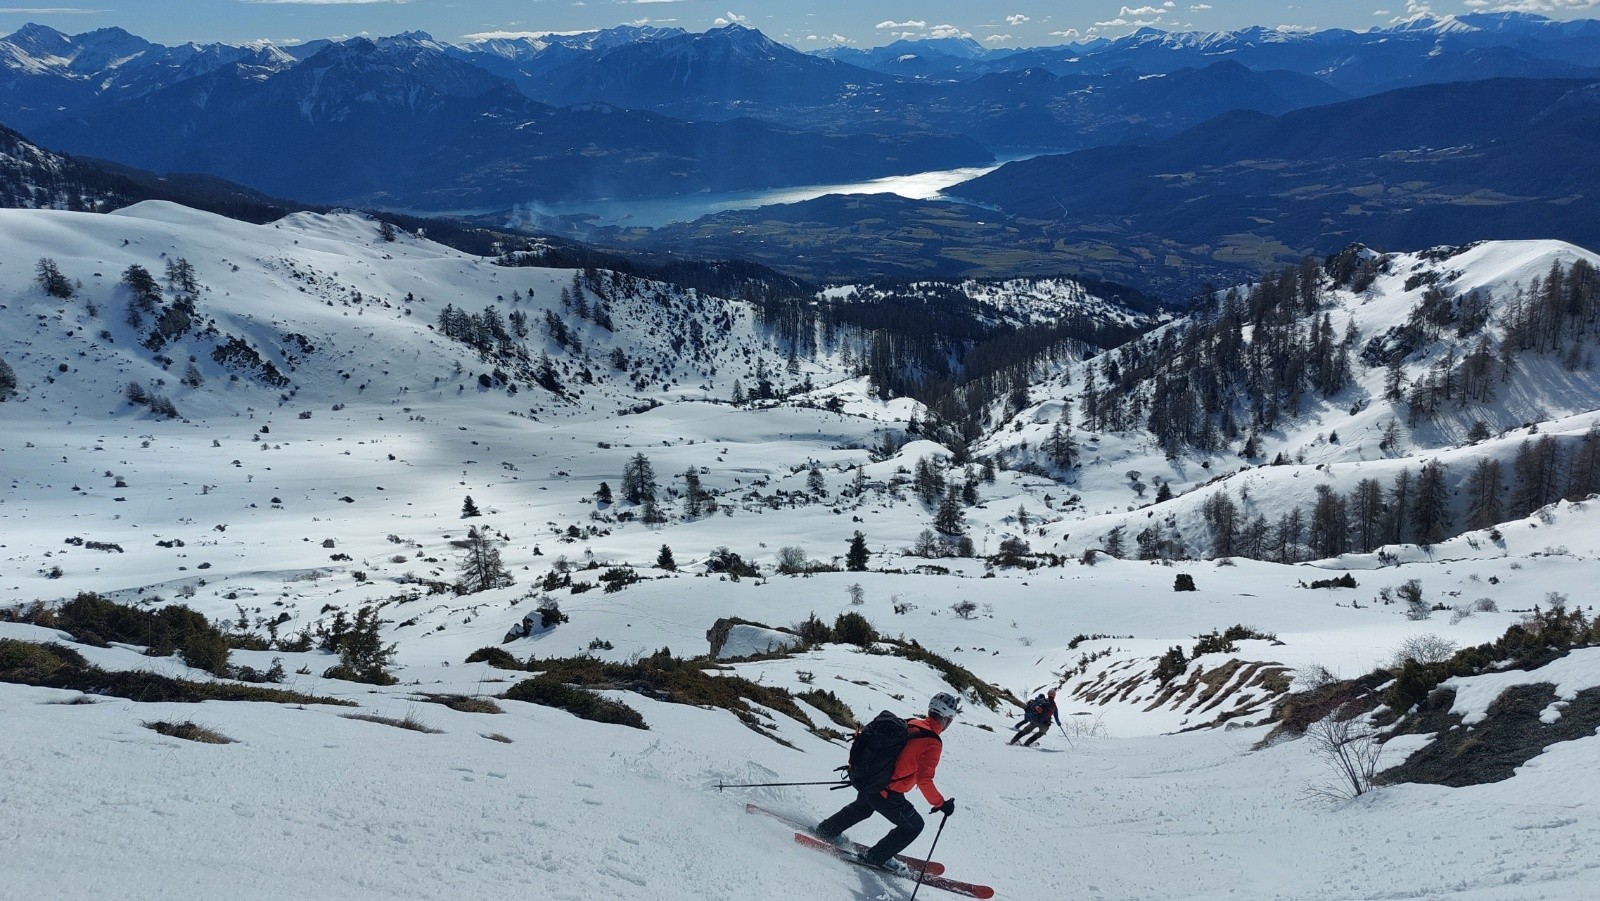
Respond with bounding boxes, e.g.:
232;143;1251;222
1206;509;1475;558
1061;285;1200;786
1008;688;1061;746
813;692;961;877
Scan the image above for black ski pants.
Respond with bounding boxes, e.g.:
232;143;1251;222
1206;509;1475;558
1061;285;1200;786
815;788;924;864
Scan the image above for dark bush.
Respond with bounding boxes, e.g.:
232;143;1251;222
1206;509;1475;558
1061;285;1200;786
518;649;815;738
796;613;832;646
832;611;878;647
797;689;856;729
55;592;231;676
146;720;234;744
1153;646;1188;684
466;646;523;670
1173;574;1197;592
0;639;348;705
503;678;647;729
317;606;397;685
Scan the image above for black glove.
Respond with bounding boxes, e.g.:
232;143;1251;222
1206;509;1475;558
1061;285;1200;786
931;799;955;816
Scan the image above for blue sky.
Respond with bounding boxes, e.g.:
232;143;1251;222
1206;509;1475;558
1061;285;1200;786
1;1;1597;49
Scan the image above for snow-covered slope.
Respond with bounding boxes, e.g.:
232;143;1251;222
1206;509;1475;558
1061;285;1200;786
4;205;1600;900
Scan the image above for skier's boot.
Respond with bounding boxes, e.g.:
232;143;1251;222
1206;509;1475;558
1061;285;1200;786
859;853;912;877
811;828;848;849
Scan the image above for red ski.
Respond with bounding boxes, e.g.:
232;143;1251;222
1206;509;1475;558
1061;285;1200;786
794;832;995;899
744;803;944;875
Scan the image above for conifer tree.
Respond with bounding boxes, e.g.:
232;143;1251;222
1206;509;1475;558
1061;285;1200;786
622;453;657;504
1308;484;1350;558
1465;458;1505;531
1411;460;1451;546
1103;525;1126;558
845;531;869;572
458;527;512;593
656;545;677;571
1565;423;1600;501
806;463;826;496
934;485;965;536
1512;436;1563;517
1348;478;1386;553
35;257;72;298
1386;469;1414;545
461;495;482;518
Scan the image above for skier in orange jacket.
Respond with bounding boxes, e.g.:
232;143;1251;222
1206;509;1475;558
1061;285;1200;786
813;692;960;876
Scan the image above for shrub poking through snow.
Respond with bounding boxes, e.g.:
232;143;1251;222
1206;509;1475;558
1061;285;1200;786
0;639;350;706
1153;646;1189;684
466;646;521;669
341;711;442;734
318;606;398;685
1173;573;1197;592
502;678;647;730
146;720;234;744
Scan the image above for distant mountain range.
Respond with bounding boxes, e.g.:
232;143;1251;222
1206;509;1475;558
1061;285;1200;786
4;15;1595;212
953;77;1600;281
820;13;1600;94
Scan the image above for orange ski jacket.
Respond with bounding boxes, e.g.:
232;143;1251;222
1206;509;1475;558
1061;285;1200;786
886;716;946;806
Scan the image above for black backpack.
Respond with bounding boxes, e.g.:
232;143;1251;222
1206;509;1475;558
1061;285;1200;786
1026;695;1049;718
848;710;939;793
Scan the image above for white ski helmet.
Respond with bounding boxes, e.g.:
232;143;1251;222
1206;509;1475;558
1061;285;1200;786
928;692;961;720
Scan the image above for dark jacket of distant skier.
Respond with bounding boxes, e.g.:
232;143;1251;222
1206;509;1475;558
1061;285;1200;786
814;692;960;874
1008;689;1061;747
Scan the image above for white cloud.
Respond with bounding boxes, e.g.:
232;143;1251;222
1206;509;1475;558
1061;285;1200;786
928;23;972;38
712;10;746;26
1049;28;1082;38
876;20;927;29
1120;5;1165;14
1462;0;1600;9
1189;3;1212;8
1006;14;1029;25
984;34;1012;43
1388;0;1438;23
1094;16;1164;28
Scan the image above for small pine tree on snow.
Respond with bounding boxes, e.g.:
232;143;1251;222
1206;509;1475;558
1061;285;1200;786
0;357;15;400
656;544;676;571
320;605;398;685
934;485;965;536
35;257;72;298
622;453;657;505
845;531;869;571
832;611;877;647
1155;482;1173;503
1153;646;1188;684
641;498;667;524
595;482;614;505
806;463;826;496
461;495;482;518
1103;525;1126;558
457;526;513;593
1173;573;1197;592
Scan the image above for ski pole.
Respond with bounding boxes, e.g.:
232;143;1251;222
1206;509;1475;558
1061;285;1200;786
909;807;951;901
715;778;849;791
